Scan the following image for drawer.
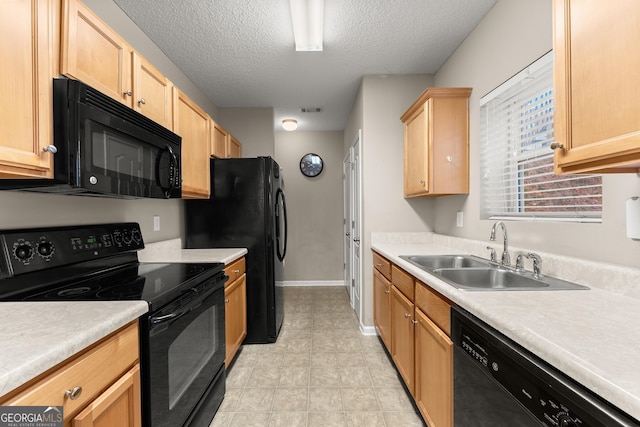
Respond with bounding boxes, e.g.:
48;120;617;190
415;281;452;336
373;251;391;280
224;257;246;285
392;265;414;300
2;322;139;420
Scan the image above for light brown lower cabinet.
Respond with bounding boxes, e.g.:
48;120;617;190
373;267;392;349
224;257;247;366
415;308;453;427
0;322;141;427
390;284;415;395
372;250;454;427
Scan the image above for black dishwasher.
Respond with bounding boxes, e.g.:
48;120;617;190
451;307;639;427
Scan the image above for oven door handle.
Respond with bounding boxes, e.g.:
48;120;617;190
150;291;202;325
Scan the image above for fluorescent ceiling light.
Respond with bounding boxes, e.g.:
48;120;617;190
289;0;324;51
282;119;298;131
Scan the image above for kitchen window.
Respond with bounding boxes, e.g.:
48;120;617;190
479;51;602;222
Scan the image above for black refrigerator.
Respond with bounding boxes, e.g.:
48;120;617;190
185;157;287;343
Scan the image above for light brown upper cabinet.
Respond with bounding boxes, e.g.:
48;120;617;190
228;134;242;158
401;88;471;197
61;0;132;105
0;0;58;178
553;0;640;174
132;53;173;129
211;121;242;159
211;121;228;158
61;0;173;129
173;88;210;199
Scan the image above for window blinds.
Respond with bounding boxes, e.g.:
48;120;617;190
479;51;602;222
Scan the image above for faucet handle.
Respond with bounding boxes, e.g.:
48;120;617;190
486;246;497;262
528;252;542;277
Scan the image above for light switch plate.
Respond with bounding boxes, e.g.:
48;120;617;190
153;215;160;231
456;211;463;227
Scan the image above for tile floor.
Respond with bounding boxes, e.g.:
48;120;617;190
210;286;424;427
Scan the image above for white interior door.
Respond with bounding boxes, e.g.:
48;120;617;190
343;151;352;302
350;131;362;320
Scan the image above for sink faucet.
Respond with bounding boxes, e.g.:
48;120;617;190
490;221;510;266
516;253;543;278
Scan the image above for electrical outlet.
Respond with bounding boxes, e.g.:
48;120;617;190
153;215;160;231
456;211;463;227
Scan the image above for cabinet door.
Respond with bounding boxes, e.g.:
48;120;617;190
133;53;172;130
391;285;415;395
73;364;142;427
227;134;242;158
61;0;133;106
225;274;247;366
553;0;640;173
173;88;210;198
403;102;429;197
415;309;453;427
373;268;391;350
0;0;56;178
210;121;228;158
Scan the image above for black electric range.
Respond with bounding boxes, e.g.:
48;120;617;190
0;223;228;427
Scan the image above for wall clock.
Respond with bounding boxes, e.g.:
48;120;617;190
299;153;323;177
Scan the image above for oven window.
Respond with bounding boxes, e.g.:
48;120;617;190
91;126;155;182
168;305;219;410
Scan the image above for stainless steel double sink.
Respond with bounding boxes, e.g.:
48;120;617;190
399;255;589;291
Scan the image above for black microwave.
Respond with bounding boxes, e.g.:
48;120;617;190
0;78;181;198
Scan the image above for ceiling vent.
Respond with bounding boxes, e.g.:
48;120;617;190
300;107;323;113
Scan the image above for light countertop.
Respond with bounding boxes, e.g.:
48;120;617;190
0;301;148;398
137;238;247;265
371;232;640;421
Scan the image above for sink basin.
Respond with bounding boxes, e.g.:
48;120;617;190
398;254;588;291
432;267;589;291
400;254;490;270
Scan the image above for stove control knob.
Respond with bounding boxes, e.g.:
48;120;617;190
14;244;33;261
37;241;55;257
131;228;142;245
558;414;578;427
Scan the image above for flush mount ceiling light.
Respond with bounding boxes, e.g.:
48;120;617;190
289;0;324;51
282;119;298;131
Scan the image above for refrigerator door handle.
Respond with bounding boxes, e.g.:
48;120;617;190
275;188;288;261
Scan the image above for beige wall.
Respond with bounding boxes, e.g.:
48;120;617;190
274;131;345;281
345;74;435;327
433;0;640;268
218;108;275;158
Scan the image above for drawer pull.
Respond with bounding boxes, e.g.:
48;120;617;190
65;386;83;400
232;269;241;273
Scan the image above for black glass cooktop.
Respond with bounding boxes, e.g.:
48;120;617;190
0;259;225;311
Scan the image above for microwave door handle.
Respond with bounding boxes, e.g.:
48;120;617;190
156;145;179;198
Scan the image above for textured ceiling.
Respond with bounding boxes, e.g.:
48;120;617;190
112;0;497;131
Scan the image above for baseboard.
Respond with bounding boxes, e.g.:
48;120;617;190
359;324;377;336
280;280;345;287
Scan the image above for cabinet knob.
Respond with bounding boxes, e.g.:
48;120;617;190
384;290;390;294
138;98;146;105
550;142;564;150
124;90;132;96
42;145;57;154
404;313;411;318
446;155;453;162
65;386;83;400
225;298;229;303
420;179;425;185
411;320;418;325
